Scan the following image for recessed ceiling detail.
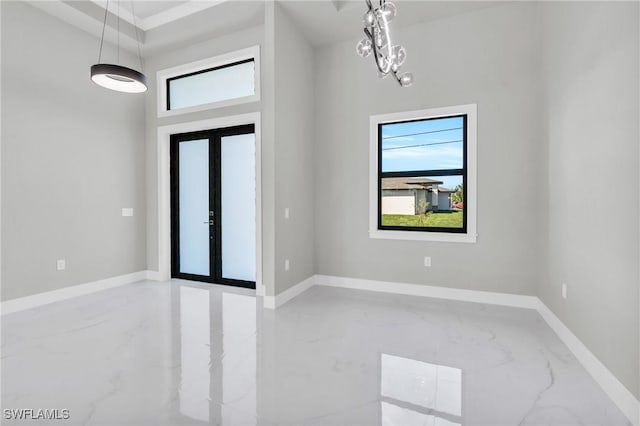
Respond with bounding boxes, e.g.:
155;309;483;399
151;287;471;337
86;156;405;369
90;0;229;31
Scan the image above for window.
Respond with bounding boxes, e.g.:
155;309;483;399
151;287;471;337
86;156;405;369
157;46;260;117
369;105;477;243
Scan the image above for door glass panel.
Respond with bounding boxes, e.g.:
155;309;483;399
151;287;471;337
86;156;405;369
220;134;256;282
179;139;210;276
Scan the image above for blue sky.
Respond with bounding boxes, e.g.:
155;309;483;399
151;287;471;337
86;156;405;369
381;116;463;189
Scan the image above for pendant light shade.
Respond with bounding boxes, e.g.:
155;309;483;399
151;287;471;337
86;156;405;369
91;64;147;93
91;0;146;94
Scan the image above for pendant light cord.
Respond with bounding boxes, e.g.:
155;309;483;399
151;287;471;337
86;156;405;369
117;0;120;65
97;0;110;63
96;0;143;71
129;0;144;71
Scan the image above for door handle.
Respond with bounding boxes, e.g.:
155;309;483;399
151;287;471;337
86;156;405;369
203;220;214;225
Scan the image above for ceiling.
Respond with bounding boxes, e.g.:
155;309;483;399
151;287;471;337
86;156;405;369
279;1;503;47
90;0;228;31
29;0;505;56
117;1;189;19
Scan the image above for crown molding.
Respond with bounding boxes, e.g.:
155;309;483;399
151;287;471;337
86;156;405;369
142;0;228;31
90;0;229;32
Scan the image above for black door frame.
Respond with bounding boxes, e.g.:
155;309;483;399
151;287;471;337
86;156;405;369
170;124;256;289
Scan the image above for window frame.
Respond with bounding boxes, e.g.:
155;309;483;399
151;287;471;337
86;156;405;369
369;104;477;243
157;45;260;118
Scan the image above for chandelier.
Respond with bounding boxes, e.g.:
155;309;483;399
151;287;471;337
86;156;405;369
356;0;413;87
91;0;147;93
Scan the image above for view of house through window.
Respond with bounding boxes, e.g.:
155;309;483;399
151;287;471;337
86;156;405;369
379;115;466;233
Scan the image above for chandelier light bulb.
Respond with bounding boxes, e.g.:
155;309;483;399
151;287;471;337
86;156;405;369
399;72;414;87
363;10;375;27
392;45;407;66
356;39;373;58
382;2;397;21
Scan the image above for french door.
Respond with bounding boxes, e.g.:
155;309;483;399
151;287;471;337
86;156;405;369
170;124;256;289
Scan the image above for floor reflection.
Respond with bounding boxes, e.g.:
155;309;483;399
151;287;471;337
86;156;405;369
177;284;257;425
381;354;463;426
222;292;257;425
179;286;211;422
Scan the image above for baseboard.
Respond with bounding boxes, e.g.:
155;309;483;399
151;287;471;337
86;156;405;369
1;271;147;315
536;300;639;425
315;274;538;309
263;275;315;310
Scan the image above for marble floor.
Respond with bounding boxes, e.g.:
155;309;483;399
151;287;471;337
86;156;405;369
1;280;631;425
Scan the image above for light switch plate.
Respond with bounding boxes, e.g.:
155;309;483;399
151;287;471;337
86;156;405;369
284;207;290;219
424;256;431;267
285;259;290;271
57;259;66;271
122;208;134;217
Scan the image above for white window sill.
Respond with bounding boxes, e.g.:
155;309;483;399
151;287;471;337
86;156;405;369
157;94;260;118
369;229;477;243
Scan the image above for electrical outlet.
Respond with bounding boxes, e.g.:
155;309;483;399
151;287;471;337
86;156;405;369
284;207;290;219
561;283;567;299
424;256;431;267
284;259;290;271
57;259;66;271
122;208;134;217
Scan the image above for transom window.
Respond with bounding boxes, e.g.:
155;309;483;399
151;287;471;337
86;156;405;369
369;105;477;243
166;59;255;111
157;46;260;117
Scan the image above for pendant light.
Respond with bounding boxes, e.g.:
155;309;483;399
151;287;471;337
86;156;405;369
91;0;147;93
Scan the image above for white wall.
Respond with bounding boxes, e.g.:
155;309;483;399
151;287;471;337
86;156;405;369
314;2;543;295
273;4;316;293
1;1;146;300
540;1;640;399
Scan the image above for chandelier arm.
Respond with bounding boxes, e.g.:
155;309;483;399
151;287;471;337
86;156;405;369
377;11;393;74
365;27;385;75
97;0;110;63
392;71;403;87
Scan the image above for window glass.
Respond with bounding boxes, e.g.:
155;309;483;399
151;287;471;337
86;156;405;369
379;115;466;233
168;60;255;111
381;116;464;172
